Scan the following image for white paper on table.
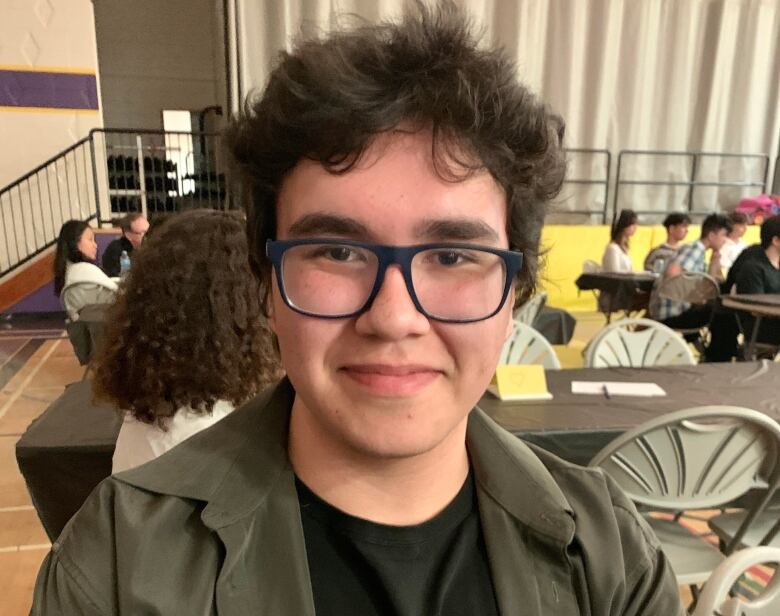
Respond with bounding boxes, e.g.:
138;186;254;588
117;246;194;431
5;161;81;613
571;381;666;397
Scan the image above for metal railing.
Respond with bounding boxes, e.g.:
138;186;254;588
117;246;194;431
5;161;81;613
1;136;775;278
91;129;229;223
613;150;769;222
0;129;231;278
0;138;98;277
550;148;611;224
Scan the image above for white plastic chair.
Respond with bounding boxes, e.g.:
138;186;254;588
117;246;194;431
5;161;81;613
513;292;547;326
693;547;780;616
584;317;696;368
499;321;561;370
589;406;780;588
582;259;602;273
657;271;721;305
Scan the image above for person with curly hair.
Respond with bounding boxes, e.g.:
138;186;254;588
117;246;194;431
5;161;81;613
33;3;683;615
93;209;282;473
53;219;118;321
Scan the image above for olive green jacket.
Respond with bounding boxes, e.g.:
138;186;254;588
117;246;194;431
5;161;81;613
31;379;684;615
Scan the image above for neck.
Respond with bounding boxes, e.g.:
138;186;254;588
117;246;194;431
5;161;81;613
666;237;679;248
288;399;470;526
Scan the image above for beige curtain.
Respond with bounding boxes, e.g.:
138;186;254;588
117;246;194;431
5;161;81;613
230;0;780;219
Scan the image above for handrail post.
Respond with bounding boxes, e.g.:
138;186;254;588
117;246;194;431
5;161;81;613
688;152;698;213
89;133;102;226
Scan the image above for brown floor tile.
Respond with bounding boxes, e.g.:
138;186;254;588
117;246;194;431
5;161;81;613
0;548;47;616
25;355;83;389
50;339;77;358
0;436;33;509
0;395;48;436
0;509;48;548
1;341;56;394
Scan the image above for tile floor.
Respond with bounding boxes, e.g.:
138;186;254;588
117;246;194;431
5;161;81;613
0;311;705;613
1;315;74;615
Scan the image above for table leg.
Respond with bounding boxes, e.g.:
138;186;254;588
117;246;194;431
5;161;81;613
744;314;762;361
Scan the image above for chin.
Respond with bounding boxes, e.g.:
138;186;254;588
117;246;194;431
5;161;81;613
340;406;468;461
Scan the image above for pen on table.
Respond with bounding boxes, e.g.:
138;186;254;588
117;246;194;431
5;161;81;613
602;384;611;399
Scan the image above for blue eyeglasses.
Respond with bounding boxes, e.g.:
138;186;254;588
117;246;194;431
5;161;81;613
266;238;523;323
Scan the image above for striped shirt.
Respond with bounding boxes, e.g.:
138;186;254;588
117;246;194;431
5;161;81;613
649;240;706;320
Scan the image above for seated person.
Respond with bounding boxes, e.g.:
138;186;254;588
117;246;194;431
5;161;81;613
719;211;749;273
706;215;780;361
599;210;644;313
648;213;731;331
54;220;118;321
93;210;283;473
643;212;690;272
101;212;149;276
601;209;637;272
31;6;683;614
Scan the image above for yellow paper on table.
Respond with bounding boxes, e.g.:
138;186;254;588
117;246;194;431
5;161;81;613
487;364;553;401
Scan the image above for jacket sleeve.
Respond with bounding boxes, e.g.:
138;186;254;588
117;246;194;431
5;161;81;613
29;481;118;616
610;505;685;616
30;550;108;616
601;476;685;616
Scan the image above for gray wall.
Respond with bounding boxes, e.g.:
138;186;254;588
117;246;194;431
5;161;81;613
93;0;227;130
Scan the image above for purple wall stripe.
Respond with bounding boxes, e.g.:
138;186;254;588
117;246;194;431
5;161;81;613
0;69;98;110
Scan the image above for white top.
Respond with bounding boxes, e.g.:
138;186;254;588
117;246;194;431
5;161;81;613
61;261;119;320
64;261;119;290
720;238;747;271
601;242;633;273
112;400;235;473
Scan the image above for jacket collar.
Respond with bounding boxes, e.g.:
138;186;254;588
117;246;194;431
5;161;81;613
117;378;573;539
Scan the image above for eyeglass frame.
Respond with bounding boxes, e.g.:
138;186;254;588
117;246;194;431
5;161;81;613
265;238;524;323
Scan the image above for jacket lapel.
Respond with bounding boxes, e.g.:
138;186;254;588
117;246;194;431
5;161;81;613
467;409;582;615
212;474;316;616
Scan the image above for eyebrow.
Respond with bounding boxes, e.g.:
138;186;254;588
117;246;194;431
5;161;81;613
414;218;500;243
287;213;370;238
285;212;500;243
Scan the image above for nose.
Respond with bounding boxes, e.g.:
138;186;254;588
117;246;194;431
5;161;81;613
354;265;430;339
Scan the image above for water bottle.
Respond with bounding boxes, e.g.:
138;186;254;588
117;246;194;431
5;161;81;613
119;250;131;279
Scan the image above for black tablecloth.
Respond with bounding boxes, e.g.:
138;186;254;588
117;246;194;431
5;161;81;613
15;380;121;540
576;272;656;314
532;306;576;345
479;361;780;466
78;303;109;357
17;362;780;540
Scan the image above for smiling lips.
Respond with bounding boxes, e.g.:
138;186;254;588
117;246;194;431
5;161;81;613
341;364;442;396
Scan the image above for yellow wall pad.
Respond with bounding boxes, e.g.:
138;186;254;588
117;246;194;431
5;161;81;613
0;65;96;75
539;224;761;311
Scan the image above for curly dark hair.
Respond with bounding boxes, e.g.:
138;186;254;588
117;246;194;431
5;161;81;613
53;219;91;295
93;209;283;426
225;0;566;306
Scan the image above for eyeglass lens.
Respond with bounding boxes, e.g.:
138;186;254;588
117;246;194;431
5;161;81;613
280;243;507;320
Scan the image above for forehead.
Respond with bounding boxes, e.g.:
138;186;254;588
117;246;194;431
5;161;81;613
80;227;94;239
130;217;149;231
275;131;508;243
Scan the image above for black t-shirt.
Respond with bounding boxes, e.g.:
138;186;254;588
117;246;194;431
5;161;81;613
296;471;500;616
